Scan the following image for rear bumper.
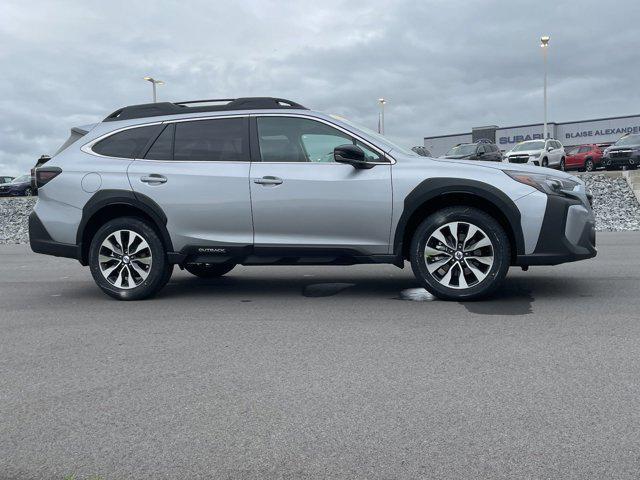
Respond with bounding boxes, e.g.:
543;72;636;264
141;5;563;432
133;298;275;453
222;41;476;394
29;211;80;260
516;194;596;266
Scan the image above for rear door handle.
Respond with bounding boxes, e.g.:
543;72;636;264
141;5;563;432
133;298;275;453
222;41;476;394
253;176;283;186
140;174;167;184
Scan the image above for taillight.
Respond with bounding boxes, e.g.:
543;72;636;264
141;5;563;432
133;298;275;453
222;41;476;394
35;167;62;188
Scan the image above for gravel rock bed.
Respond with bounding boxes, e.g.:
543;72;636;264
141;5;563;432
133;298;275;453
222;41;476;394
0;177;639;244
580;174;640;231
0;197;37;244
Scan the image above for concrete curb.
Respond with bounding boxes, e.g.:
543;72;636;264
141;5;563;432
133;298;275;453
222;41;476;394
623;171;640;205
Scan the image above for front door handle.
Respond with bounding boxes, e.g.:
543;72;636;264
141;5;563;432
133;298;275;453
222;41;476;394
140;174;167;184
253;176;283;186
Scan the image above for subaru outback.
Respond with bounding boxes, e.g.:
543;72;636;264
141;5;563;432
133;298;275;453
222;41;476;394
29;97;596;301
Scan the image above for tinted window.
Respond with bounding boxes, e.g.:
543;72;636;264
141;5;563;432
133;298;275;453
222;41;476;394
578;146;590;153
174;118;248;161
145;124;174;160
257;117;381;163
93;125;159;158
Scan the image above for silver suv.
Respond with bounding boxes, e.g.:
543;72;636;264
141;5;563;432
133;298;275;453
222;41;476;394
29;97;596;301
504;139;566;169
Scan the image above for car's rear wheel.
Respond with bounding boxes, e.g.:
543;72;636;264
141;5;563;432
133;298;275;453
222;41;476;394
89;217;173;300
560;158;566;171
410;207;511;301
185;262;236;278
584;159;594;172
24;187;33;196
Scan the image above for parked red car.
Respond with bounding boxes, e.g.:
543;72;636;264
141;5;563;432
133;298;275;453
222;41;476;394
563;144;603;172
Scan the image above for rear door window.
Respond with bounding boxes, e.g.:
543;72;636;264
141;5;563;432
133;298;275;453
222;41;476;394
173;117;249;161
145;124;174;160
92;125;161;159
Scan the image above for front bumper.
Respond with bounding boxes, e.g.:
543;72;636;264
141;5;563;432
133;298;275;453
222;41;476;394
0;187;20;196
603;153;639;168
516;193;596;266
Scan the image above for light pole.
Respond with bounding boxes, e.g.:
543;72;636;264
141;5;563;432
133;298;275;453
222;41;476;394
378;98;386;134
143;76;164;103
540;35;550;140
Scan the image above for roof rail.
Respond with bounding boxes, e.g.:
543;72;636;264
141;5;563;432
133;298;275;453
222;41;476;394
103;97;307;122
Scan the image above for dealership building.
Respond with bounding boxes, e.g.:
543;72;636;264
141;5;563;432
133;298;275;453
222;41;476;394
424;114;640;157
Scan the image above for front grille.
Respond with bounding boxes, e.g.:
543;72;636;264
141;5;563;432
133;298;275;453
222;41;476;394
509;156;529;164
611;150;631;158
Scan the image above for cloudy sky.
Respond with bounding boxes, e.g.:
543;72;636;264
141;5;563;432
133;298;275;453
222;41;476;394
1;0;639;175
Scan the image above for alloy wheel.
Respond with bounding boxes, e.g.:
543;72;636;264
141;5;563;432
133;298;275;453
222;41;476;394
99;230;152;289
585;160;594;172
424;221;494;289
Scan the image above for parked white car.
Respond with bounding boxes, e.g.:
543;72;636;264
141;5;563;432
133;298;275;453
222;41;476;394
504;139;566;170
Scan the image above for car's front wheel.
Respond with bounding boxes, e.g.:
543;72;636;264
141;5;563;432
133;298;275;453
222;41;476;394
185;262;236;278
410;207;511;301
89;217;173;300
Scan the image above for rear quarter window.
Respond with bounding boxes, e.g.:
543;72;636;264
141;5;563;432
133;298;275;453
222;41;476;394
92;125;161;158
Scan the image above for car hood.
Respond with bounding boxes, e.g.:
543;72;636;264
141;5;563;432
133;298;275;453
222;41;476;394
505;149;542;156
430;157;582;183
609;144;640;150
439;154;471;159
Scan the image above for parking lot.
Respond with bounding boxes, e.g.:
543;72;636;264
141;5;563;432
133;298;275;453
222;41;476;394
1;232;640;479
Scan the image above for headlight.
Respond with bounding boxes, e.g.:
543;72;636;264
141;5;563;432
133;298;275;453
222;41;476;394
528;153;540;159
504;171;579;195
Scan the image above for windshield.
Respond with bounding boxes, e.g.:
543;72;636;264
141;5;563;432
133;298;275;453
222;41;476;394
328;114;417;156
13;175;29;183
446;144;476;156
512;141;545;152
614;134;640;146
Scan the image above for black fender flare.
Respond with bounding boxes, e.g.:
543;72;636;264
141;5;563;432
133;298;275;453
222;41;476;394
393;177;526;257
77;189;174;260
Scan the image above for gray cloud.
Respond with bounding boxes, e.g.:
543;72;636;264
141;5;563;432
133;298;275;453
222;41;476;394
1;0;639;174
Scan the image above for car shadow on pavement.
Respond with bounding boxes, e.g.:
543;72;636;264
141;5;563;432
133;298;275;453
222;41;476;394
154;271;596;312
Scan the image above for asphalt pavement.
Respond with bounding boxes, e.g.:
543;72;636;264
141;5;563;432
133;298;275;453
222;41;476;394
1;232;640;479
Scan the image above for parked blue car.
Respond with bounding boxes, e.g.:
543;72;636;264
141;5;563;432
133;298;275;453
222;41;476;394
0;175;35;196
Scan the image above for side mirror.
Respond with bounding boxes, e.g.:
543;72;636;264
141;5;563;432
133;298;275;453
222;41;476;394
334;144;373;169
547;146;553;152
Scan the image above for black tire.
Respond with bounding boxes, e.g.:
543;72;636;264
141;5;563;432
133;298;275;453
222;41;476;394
185;262;235;278
541;157;549;168
410;206;511;301
24;187;33;196
560;158;565;171
89;217;173;300
584;159;594;172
